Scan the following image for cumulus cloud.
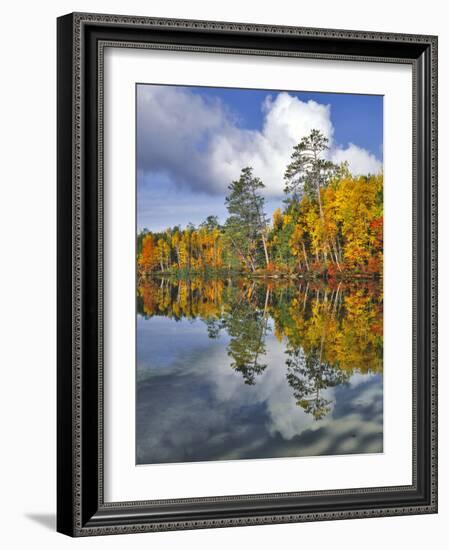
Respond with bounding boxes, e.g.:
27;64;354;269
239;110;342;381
331;143;382;175
137;85;382;198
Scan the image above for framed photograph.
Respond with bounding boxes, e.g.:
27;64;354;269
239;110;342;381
57;12;438;536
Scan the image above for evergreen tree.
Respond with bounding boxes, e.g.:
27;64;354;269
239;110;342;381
225;167;269;270
284;129;337;208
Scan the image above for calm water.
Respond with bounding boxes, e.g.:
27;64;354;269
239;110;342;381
136;278;383;464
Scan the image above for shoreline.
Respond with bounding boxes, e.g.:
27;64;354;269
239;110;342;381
138;269;382;282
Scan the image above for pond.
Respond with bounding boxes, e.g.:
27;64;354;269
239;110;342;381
136;277;383;464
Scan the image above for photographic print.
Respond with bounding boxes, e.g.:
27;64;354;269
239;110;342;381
57;15;437;534
136;84;384;465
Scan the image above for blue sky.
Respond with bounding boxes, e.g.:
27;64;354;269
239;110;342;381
137;84;383;232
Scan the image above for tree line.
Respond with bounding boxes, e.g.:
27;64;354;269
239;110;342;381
138;130;383;279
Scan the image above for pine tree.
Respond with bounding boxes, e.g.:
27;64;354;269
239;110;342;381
224;167;269;270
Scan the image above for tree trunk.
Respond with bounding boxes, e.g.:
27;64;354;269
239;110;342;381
332;240;342;272
336;236;343;262
230;238;251;272
302;241;310;271
248;254;257;273
263;287;270;317
261;232;270;267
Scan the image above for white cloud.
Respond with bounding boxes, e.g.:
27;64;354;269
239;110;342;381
331;143;383;175
207;92;334;196
137;85;382;198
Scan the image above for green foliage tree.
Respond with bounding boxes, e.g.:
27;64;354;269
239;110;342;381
225;167;270;270
200;215;220;230
284;129;337;207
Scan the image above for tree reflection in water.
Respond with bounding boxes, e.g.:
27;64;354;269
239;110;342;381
221;297;269;385
286;348;349;420
137;276;382;419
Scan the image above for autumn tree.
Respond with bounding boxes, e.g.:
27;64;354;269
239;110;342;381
155;238;170;271
334;175;383;271
138;233;159;273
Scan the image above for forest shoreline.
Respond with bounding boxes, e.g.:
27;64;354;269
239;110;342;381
138;131;383;282
139;269;382;282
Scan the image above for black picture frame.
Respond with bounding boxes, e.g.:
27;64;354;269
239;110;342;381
57;12;438;537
